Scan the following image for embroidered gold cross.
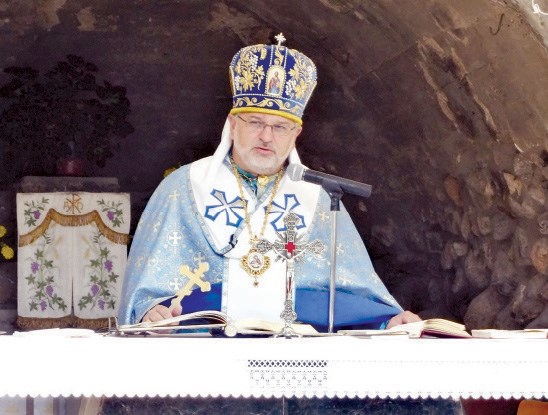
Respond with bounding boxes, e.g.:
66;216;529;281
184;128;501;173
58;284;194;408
170;261;211;311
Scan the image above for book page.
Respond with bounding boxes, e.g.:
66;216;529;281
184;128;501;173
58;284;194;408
338;322;422;338
114;311;321;337
117;310;228;331
232;319;319;336
421;319;471;338
339;318;470;338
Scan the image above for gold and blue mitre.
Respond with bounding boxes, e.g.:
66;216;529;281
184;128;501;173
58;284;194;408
229;33;317;125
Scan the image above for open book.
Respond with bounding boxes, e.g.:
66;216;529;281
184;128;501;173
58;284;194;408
113;310;320;337
338;318;471;338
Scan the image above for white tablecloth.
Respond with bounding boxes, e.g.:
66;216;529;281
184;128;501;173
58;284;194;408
1;333;546;399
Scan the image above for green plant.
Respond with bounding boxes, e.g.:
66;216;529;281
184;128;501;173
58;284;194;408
0;54;134;180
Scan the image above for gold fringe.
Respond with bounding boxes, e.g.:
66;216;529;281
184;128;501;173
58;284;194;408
72;317;110;331
16;315;73;330
19;208;129;247
16;315;111;331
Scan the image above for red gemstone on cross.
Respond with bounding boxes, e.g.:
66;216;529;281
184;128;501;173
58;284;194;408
285;241;296;254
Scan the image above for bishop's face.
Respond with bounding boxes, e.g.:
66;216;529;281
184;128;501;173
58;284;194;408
229;112;302;176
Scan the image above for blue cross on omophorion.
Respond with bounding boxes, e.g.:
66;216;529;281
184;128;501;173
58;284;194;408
204;189;245;227
268;194;306;231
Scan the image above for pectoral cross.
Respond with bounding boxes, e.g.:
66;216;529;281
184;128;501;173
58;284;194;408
255;212;324;337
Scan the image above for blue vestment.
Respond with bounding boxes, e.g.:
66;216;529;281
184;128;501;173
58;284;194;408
118;134;402;330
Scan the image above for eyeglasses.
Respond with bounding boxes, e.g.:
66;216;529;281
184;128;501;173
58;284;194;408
235;115;297;138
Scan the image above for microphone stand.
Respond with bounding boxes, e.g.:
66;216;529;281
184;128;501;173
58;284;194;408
286;163;373;333
322;180;344;334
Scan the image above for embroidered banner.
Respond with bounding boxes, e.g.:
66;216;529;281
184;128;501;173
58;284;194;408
16;192;130;329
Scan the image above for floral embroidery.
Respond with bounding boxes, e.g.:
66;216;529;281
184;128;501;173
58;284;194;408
233;97;298;115
97;199;125;228
78;232;119;311
25;234;67;313
23;197;50;227
233;45;266;92
286;51;316;101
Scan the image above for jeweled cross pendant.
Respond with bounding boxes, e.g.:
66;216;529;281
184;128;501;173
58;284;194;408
256;212;324;337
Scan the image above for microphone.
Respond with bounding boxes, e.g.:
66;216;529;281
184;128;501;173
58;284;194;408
286;164;372;198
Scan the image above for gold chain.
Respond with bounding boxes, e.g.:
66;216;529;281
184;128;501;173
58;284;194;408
231;160;283;245
237;170;271;189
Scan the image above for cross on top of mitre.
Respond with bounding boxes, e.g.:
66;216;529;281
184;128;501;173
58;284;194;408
275;32;286;46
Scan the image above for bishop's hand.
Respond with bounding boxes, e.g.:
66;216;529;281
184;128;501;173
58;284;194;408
386;310;421;329
142;303;182;324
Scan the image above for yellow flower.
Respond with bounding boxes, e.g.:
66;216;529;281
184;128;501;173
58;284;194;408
239;70;255;91
294;79;308;100
0;225;6;238
1;244;14;260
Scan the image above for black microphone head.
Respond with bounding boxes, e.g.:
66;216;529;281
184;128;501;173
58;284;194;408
286;164;305;181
